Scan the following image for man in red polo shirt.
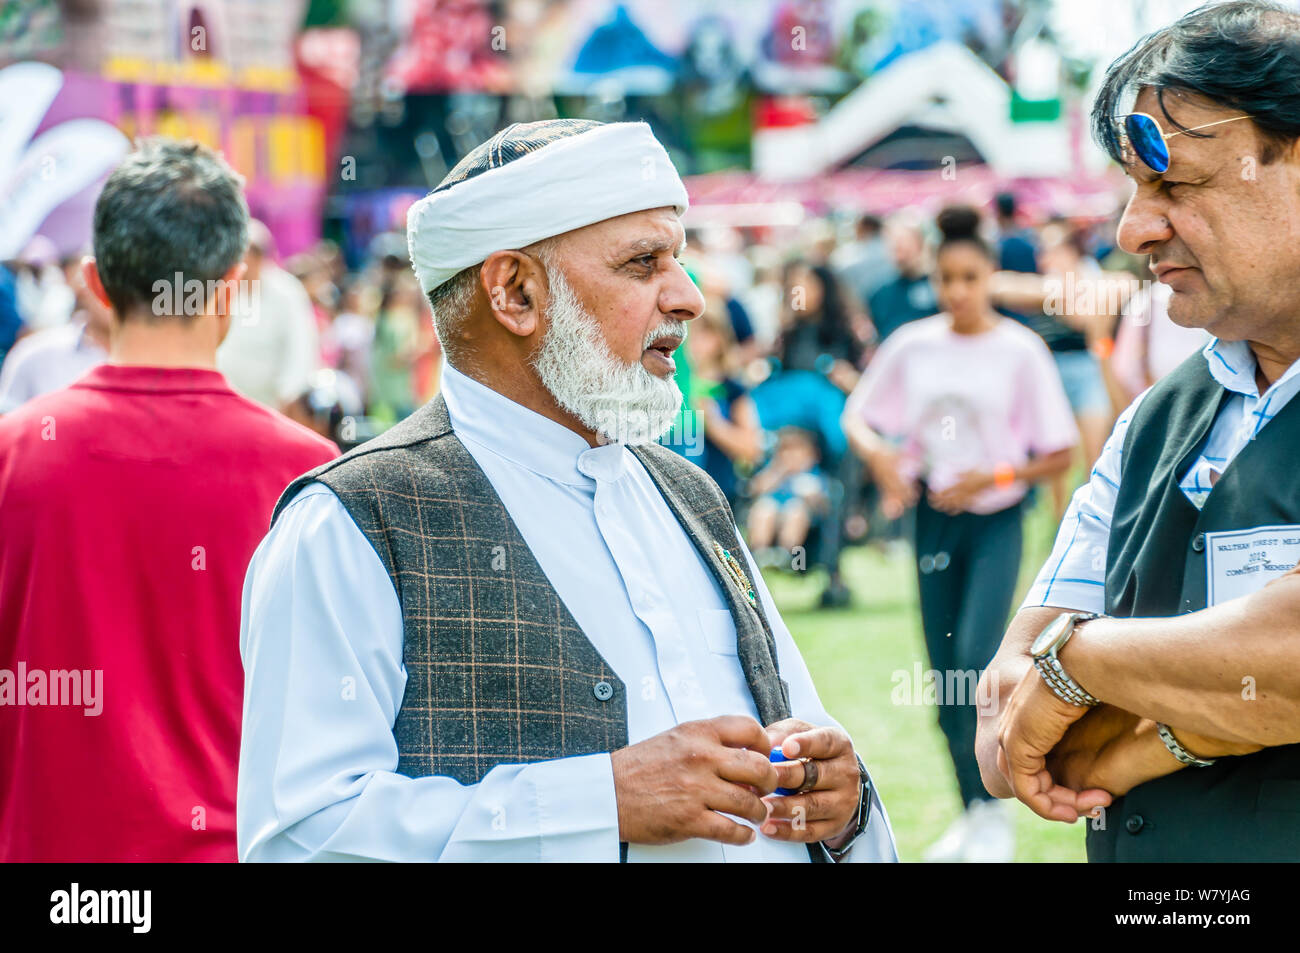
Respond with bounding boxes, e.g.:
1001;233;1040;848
0;139;337;861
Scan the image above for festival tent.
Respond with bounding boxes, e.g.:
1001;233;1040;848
752;42;1089;181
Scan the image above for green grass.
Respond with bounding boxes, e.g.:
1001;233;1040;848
764;491;1088;862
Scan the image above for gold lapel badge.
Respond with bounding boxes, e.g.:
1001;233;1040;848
713;541;758;608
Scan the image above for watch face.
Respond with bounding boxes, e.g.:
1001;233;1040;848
1031;614;1071;657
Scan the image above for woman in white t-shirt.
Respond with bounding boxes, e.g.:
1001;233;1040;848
843;206;1079;862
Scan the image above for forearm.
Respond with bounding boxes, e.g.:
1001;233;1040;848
1011;448;1073;486
843;415;885;464
829;359;861;394
1096;350;1130;419
1052;709;1187;796
703;413;761;465
842;417;901;485
1051;708;1265;798
1062;576;1300;746
1040;275;1134;332
990;271;1050;312
241;754;620;862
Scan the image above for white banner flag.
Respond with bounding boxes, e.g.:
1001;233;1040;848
0;64;130;260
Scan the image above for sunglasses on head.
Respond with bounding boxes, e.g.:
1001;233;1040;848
1117;111;1251;173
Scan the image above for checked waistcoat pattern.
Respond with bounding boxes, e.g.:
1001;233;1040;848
271;394;795;786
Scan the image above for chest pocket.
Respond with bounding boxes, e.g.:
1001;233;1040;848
698;608;738;656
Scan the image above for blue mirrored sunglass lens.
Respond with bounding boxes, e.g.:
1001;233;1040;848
1125;114;1169;172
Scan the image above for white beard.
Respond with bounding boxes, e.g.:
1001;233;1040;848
532;266;685;446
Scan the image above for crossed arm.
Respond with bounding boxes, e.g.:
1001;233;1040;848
977;568;1300;821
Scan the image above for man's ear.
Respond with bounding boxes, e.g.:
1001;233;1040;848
80;257;114;314
211;260;247;345
212;261;247;316
480;250;547;338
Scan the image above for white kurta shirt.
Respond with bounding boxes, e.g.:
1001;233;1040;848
238;362;897;862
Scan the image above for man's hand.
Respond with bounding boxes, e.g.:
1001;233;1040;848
1046;704;1170;797
759;718;861;847
1048;705;1265;797
997;667;1113;822
611;715;778;846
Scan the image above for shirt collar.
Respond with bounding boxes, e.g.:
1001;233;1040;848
1202;338;1300;399
76;363;234;394
440;361;629;487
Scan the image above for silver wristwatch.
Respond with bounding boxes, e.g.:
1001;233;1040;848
1156;722;1217;767
1030;612;1103;707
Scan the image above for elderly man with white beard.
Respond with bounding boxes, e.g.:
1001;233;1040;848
237;119;896;862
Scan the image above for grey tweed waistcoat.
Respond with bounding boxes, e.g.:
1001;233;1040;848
271;394;815;856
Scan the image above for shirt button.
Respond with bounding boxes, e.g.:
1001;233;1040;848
1191;533;1205;553
1125;814;1145;834
593;681;614;701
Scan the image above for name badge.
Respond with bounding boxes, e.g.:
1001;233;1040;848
1205;524;1300;606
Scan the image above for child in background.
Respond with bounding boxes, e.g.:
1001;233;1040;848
746;426;829;566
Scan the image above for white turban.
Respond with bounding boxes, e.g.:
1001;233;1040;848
407;120;689;295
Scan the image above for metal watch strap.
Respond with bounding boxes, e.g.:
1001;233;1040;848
825;756;871;861
1156;722;1217;767
1034;654;1101;707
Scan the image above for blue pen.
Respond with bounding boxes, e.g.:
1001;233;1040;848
770;746;796;796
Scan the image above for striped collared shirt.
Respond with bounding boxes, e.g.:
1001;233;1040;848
1023;338;1300;612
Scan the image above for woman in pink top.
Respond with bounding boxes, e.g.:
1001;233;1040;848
843;206;1078;861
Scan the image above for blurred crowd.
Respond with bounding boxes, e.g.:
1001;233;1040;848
0;191;1211;608
668;194;1210;604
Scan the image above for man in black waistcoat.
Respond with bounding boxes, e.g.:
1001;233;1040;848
977;0;1300;861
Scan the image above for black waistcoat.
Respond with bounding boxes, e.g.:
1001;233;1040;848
1092;353;1300;862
